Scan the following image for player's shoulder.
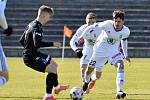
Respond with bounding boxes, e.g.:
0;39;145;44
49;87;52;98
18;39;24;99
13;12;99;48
123;25;130;33
101;20;113;24
30;20;41;28
79;24;88;29
97;20;113;27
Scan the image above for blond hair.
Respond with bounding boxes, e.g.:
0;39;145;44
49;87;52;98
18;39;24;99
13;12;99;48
38;5;54;16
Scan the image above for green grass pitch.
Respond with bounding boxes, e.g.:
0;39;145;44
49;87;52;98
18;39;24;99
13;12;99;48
0;58;150;100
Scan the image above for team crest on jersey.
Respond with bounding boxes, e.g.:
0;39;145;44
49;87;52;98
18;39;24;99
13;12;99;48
107;31;111;34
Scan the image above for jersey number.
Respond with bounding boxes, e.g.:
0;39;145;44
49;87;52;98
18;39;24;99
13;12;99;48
89;60;96;66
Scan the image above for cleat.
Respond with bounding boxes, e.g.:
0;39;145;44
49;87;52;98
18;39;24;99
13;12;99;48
116;91;126;99
43;96;56;100
84;88;90;94
88;80;96;89
54;85;69;94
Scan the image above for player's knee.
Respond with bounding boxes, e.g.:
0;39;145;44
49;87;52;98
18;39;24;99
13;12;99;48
0;73;9;86
81;66;87;73
3;76;8;83
96;72;102;80
50;59;58;68
86;67;94;75
115;60;124;69
4;75;9;82
0;71;9;81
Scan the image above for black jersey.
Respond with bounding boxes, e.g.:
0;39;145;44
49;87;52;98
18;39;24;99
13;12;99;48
19;20;52;72
19;20;53;50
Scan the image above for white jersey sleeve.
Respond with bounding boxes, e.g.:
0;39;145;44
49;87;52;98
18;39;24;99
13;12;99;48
79;25;93;38
121;39;128;57
97;20;111;29
121;27;130;57
70;24;88;51
122;26;130;39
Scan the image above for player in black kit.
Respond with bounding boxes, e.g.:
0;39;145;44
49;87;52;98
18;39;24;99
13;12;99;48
19;5;69;100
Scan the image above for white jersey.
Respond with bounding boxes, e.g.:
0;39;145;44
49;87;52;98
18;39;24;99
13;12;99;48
94;20;130;57
80;23;103;55
70;24;88;51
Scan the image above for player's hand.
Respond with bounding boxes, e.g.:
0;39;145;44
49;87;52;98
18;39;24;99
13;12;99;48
53;42;61;48
3;26;13;36
75;49;83;58
77;37;84;45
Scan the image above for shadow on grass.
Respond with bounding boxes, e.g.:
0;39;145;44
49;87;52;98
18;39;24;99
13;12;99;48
128;93;150;95
96;93;150;100
0;96;71;100
126;93;150;100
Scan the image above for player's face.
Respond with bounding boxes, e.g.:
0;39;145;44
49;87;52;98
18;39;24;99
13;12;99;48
43;12;53;24
114;18;124;30
86;15;96;25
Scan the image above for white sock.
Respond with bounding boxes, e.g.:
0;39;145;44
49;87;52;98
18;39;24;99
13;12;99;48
54;84;60;90
84;73;91;83
45;93;52;97
116;69;124;92
91;74;97;81
0;76;7;86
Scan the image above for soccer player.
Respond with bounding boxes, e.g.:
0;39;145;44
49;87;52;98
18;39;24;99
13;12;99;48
0;0;13;87
79;10;131;99
70;13;98;92
19;5;69;100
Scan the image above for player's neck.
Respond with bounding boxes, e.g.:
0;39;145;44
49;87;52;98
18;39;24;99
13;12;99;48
35;17;44;25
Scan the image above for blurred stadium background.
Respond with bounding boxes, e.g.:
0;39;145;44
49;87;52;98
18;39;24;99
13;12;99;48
1;0;150;57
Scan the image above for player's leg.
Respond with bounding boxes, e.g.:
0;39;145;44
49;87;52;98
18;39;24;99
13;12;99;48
80;54;90;82
0;0;8;30
80;64;87;82
43;58;68;100
115;60;126;99
109;51;126;99
82;66;94;92
0;47;9;86
88;60;108;90
83;56;107;93
0;0;13;36
88;69;102;90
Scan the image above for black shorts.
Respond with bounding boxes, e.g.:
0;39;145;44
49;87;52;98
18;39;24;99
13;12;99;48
23;51;51;73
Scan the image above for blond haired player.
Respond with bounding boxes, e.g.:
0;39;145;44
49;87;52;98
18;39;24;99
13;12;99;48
19;5;68;100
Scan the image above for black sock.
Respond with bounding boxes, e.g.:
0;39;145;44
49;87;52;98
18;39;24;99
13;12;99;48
46;73;55;94
52;73;59;87
82;82;89;91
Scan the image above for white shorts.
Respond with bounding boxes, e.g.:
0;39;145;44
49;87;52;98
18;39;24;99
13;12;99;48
0;46;8;71
88;49;124;72
80;47;93;67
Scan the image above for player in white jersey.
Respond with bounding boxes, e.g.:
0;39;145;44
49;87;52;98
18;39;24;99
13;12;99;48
0;0;13;87
79;10;131;99
70;12;97;83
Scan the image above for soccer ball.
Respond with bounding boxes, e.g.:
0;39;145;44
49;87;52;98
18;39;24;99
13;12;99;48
70;87;84;100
